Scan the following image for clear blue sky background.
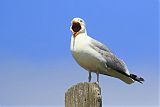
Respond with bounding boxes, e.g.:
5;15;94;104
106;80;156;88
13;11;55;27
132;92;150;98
0;0;159;107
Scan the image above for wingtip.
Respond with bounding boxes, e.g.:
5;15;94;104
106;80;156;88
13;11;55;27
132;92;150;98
130;74;145;84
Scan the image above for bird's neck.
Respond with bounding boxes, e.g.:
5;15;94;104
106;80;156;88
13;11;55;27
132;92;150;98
75;32;87;39
78;29;87;36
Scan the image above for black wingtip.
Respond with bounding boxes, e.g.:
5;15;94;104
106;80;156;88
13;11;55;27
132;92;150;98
130;74;145;84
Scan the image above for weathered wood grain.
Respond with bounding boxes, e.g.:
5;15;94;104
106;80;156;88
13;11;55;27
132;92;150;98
65;82;102;107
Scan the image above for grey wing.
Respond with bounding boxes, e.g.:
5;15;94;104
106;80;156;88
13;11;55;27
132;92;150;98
90;37;111;52
90;38;130;76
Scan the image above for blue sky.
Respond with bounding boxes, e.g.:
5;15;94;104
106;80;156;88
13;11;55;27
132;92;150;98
0;0;159;107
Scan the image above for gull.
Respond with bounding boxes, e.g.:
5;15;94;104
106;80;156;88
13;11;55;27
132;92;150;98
70;17;144;84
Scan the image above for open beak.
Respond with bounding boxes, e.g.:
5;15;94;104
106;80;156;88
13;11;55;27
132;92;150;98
70;20;82;37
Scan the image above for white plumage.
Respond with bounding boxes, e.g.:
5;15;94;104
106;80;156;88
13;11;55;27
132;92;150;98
70;17;144;84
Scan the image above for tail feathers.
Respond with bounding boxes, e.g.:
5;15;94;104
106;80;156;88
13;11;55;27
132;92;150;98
130;74;144;84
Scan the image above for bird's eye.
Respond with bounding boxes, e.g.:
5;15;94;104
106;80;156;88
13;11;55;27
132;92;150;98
80;20;83;22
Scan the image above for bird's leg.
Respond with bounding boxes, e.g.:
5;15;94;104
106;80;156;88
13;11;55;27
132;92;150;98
96;72;99;83
88;71;91;82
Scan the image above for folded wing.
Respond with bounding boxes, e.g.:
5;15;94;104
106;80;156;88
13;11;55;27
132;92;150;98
90;38;130;77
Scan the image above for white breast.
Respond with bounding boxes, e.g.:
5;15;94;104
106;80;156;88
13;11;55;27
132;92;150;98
70;34;106;72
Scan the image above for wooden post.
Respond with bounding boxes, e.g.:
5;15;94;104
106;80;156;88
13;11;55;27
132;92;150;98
65;82;102;107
